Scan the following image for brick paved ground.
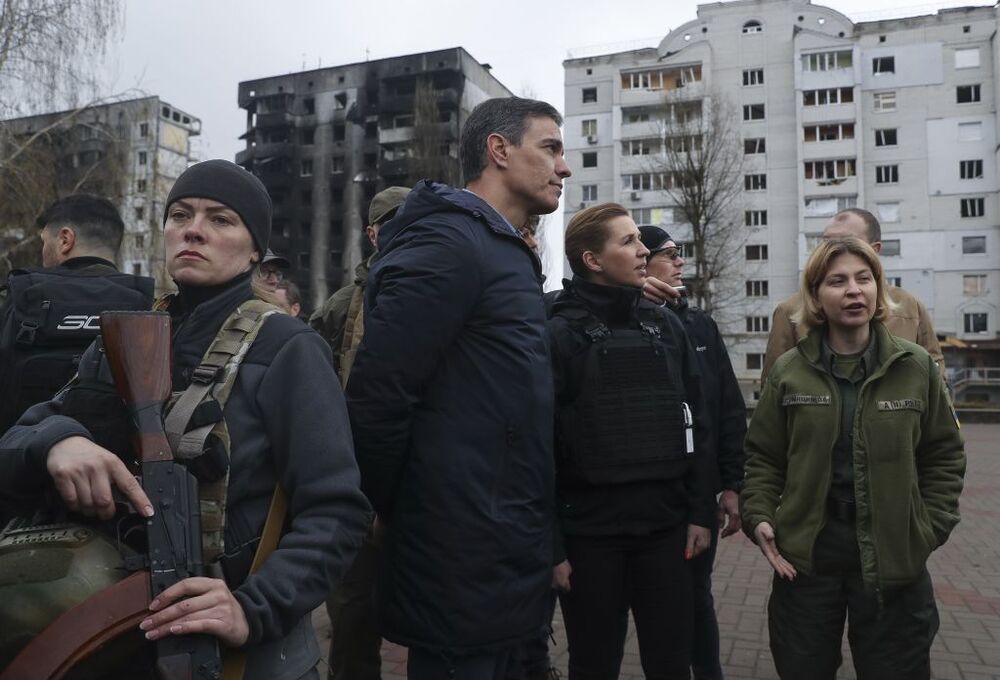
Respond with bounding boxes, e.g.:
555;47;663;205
313;423;1000;679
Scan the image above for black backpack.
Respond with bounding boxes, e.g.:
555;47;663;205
0;267;154;432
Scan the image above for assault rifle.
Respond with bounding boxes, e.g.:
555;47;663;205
0;311;221;679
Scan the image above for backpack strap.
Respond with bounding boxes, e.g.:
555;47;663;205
162;298;283;562
337;285;366;387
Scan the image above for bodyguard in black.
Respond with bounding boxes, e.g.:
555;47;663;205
0;195;153;434
550;204;714;680
639;226;746;680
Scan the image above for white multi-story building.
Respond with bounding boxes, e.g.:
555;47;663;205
564;0;1000;400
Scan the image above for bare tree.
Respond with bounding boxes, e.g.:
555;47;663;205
0;104;129;277
0;0;123;120
646;92;747;322
0;0;125;275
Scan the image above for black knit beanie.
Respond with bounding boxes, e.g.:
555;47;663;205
638;225;674;254
164;159;272;256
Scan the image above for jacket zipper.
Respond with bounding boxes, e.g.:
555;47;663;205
855;353;907;613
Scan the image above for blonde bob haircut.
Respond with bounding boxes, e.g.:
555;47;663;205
792;236;895;331
565;202;630;278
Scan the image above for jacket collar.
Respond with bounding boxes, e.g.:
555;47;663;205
559;276;641;325
163;272;255;389
60;256;118;271
377;180;539;274
819;331;879;379
355;254;374;287
379;180;520;244
798;320;912;373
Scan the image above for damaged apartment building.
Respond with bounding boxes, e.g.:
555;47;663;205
236;47;512;306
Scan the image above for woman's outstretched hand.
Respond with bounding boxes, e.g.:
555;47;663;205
753;521;797;580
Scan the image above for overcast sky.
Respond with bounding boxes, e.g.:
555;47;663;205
104;0;988;275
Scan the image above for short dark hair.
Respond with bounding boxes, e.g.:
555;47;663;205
830;208;881;243
460;97;563;184
277;279;301;307
37;194;124;253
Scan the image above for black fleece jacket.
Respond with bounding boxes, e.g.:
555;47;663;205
669;296;747;492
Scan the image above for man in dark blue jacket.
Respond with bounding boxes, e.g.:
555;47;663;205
345;97;571;679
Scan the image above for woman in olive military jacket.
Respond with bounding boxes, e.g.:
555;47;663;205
742;237;965;680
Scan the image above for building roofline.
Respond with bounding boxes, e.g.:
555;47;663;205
0;94;199;125
238;46;497;86
853;3;994;30
564;42;660;64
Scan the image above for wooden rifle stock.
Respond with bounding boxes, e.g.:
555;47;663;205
0;571;149;680
101;311;222;679
100;311;173;464
2;313;224;679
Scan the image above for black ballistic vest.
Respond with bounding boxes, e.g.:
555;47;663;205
557;305;692;485
0;267;154;432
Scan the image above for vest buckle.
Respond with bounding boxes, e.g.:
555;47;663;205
584;324;610;342
191;363;223;385
16;321;38;345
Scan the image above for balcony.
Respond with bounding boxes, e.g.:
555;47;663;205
802;139;857;161
801;103;856;125
379;126;415;145
241;91;295;113
379;120;457;146
803;176;858;196
253;111;294;130
238;142;293;163
255;167;294;190
619;154;663;175
951;367;1000;391
379;88;460;114
380;158;410;178
800;69;856;93
619;188;666;205
620;120;661;140
621;88;669;108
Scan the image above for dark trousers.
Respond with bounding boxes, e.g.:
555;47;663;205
325;535;381;680
408;646;516;680
559;526;693;680
511;591;557;679
690;521;722;680
768;516;939;680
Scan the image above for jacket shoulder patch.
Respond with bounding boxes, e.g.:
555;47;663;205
877;398;925;412
782;393;831;406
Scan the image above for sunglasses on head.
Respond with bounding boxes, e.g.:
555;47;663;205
655;246;682;260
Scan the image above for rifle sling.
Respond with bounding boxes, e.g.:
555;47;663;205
222;484;288;680
161;298;281;563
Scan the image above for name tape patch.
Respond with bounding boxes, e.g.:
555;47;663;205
877;399;924;412
782;394;831;406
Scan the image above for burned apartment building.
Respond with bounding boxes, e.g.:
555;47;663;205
236;47;512;307
0;96;200;289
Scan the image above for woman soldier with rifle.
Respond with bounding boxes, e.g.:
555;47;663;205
0;160;372;679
